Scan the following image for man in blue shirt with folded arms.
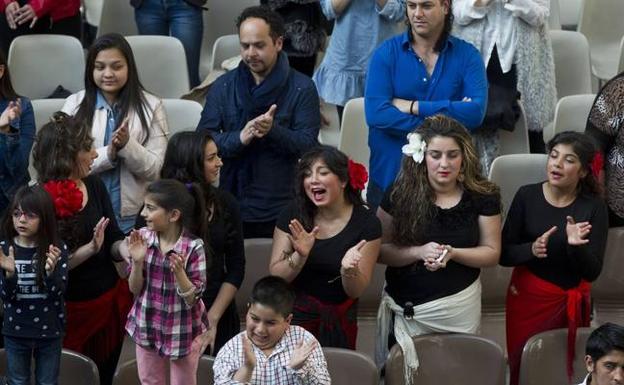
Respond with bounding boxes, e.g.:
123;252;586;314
364;0;487;208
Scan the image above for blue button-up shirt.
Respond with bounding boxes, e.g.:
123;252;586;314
365;32;487;191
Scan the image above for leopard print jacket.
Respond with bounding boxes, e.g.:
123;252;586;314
587;73;624;218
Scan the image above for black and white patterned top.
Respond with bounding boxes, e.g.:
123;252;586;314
586;73;624;219
0;241;69;339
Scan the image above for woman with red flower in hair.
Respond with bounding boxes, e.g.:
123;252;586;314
269;145;381;349
32;112;131;385
501;131;609;385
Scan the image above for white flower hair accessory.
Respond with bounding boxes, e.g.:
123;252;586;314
402;132;427;164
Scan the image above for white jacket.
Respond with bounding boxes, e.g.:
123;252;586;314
453;0;556;132
62;90;169;217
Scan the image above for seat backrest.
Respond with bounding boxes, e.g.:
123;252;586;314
358;263;386;318
8;35;85;99
519;327;593;385
550;30;593;98
498;102;530;155
162;98;203;136
543;93;596;143
126;36;190;98
559;0;583;30
29;98;67;181
198;355;215;385
59;349;100;385
338;98;369;170
112;359;139;385
488;154;548;220
97;0;138;37
592;227;624;302
323;347;378;385
198;0;258;77
619;35;624;74
578;0;624;79
385;333;506;385
210;34;240;72
548;0;561;29
235;238;273;317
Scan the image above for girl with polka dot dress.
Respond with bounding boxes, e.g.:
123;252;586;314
0;185;69;385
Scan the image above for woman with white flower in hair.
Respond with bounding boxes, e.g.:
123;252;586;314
375;115;501;382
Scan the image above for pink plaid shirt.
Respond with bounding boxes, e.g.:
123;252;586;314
126;227;209;358
213;326;331;385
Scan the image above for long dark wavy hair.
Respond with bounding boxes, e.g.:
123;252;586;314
546;131;600;196
32;112;93;250
390;115;500;246
2;185;61;288
293;145;366;231
160;130;221;228
405;0;454;53
74;33;151;144
0;49;18;100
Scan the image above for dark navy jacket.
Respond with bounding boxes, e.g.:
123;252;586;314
197;52;320;222
0;97;35;216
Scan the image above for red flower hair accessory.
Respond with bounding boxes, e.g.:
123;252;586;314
590;151;604;178
348;159;368;191
43;180;83;218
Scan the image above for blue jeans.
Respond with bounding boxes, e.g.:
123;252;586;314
134;0;204;88
4;336;62;385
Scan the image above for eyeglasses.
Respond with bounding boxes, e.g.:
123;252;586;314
12;209;39;221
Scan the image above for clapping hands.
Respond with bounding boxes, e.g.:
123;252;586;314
44;245;62;275
0;99;22;131
341;240;366;277
5;2;37;29
288;338;317;370
566;216;591;246
288;219;319;259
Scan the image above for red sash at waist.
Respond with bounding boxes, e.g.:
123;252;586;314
293;292;358;349
64;279;133;364
508;266;591;380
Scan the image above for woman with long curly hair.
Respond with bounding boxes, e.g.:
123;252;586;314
375;115;501;383
32;112;132;385
502;131;608;385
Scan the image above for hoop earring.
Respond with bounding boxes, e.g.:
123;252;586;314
458;171;465;183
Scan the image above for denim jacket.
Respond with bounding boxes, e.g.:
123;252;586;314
0;97;35;215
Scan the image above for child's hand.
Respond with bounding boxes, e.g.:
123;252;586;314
288;338;316;370
242;333;257;369
127;230;147;265
168;252;185;274
0;246;16;277
44;245;61;275
89;217;110;255
288;219;319;259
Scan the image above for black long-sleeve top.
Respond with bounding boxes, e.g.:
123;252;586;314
501;183;609;289
66;175;124;301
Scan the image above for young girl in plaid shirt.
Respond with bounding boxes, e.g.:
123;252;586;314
125;179;210;385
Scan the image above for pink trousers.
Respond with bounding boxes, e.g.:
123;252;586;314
135;335;204;385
